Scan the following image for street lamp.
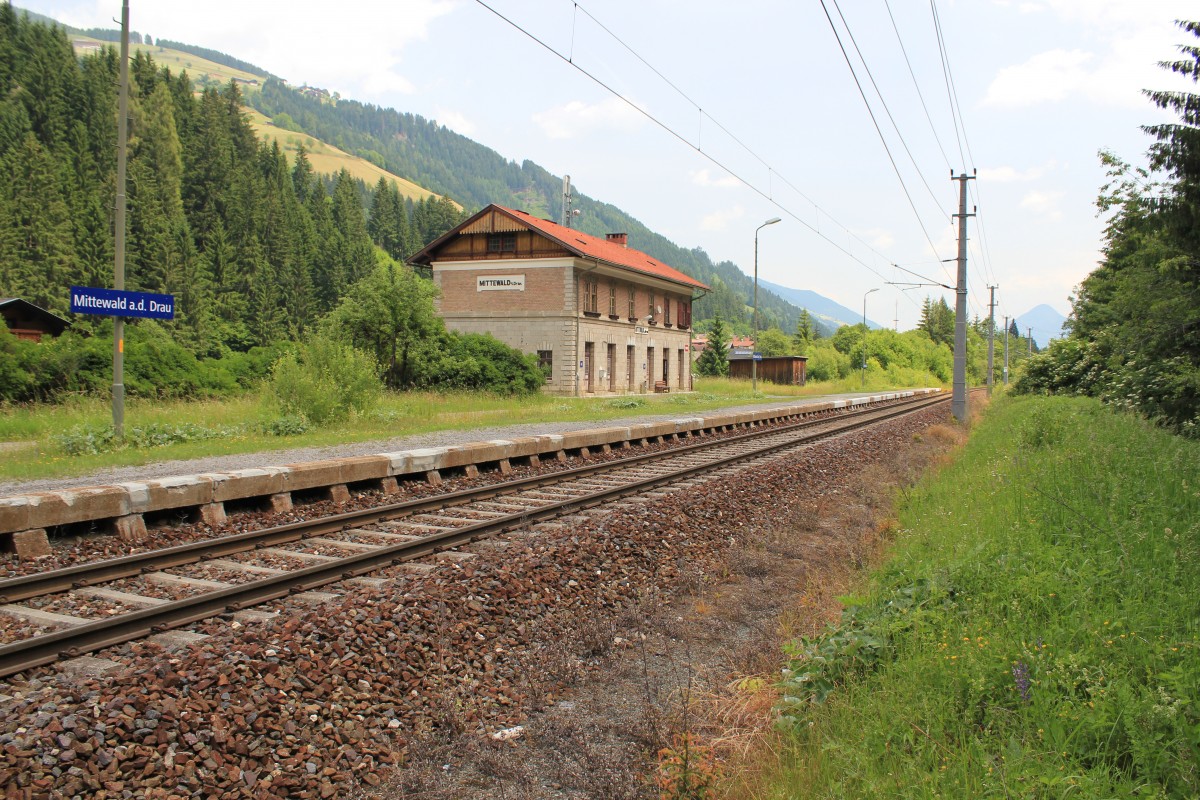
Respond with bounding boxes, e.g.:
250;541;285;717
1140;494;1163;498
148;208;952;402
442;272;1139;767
753;216;781;392
862;287;879;388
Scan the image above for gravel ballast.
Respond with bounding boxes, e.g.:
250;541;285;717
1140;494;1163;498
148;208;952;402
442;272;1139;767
0;402;954;798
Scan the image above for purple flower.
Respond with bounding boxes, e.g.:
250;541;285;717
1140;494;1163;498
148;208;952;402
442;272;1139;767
1012;661;1031;703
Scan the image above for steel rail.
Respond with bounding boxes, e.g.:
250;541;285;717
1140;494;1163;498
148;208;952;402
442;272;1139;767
0;393;934;604
0;392;948;678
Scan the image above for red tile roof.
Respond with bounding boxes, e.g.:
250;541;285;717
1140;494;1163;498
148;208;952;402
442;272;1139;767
492;205;708;291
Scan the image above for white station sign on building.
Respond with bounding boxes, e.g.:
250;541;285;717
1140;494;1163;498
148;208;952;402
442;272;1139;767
477;274;526;291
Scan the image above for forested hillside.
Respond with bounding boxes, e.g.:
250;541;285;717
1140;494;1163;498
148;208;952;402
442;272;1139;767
0;5;464;355
248;79;809;335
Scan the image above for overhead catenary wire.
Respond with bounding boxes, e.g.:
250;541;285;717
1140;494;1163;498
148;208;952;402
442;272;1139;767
819;0;949;278
884;0;954;174
571;0;936;297
830;0;951;226
886;0;1000;313
930;0;999;312
471;0;957;299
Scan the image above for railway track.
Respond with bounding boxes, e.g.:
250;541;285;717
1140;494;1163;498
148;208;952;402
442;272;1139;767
0;391;949;679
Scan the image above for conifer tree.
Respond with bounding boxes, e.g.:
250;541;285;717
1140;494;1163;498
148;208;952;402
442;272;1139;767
696;316;731;377
793;308;817;354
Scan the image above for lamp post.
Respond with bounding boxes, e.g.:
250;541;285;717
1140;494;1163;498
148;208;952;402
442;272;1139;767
753;216;781;392
862;287;879;388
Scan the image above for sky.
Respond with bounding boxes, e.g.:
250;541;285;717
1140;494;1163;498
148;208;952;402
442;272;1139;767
16;0;1198;337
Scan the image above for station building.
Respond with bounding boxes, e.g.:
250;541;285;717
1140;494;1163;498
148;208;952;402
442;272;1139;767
411;204;709;396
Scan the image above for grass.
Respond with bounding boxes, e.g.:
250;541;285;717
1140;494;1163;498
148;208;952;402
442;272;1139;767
72;37;264;86
0;374;939;484
769;394;1200;798
243;108;444;205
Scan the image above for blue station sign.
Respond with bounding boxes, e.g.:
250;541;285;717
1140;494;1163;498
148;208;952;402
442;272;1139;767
70;286;175;320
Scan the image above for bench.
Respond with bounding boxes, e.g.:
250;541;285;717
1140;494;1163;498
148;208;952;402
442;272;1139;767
653;380;670;393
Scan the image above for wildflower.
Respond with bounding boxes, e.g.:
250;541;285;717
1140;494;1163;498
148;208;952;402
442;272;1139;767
1012;661;1032;703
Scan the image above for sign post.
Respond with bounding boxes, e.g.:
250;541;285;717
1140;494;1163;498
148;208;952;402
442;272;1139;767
71;286;174;436
113;0;131;438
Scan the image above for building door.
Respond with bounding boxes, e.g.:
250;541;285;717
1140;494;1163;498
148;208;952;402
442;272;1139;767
662;350;670;389
647;346;655;390
607;344;616;391
627;345;635;391
678;349;686;390
584;342;594;393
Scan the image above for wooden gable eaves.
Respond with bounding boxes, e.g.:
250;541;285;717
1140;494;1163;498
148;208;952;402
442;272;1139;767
459;208;526;235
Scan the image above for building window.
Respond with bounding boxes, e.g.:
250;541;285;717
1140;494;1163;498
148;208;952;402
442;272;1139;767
678;299;692;329
583;278;599;314
648;292;657;323
664;297;672;327
537;350;553;382
627;285;636;319
487;233;516;253
608;282;617;316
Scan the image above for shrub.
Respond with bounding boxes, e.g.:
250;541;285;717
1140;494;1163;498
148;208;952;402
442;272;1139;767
259;414;309;437
805;341;852;382
0;327;38;402
263;334;380;425
406;332;544;395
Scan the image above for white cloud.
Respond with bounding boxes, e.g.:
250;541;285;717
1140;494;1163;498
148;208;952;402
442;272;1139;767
700;205;745;232
531;96;645;140
1020;190;1065;219
433;107;475;137
33;0;455;100
855;227;895;250
978;162;1057;182
982;3;1195;110
982;49;1094;107
691;169;741;189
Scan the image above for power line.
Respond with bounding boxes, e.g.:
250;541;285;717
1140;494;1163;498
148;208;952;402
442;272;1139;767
884;0;954;173
818;0;948;276
472;0;955;299
570;0;932;294
830;0;951;225
931;0;968;172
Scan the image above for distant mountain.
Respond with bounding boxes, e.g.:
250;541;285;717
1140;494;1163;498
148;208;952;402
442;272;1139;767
757;279;874;333
1014;304;1068;349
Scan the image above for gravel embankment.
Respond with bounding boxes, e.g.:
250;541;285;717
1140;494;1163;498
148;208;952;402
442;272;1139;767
0;403;950;799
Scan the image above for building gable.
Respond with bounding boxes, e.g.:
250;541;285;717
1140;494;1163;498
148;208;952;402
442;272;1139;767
413;204;708;294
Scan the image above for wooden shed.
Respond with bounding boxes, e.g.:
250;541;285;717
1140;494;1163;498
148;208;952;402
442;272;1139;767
0;298;71;342
728;355;807;386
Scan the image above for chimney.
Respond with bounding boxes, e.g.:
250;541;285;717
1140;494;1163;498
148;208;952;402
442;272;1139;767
605;232;628;247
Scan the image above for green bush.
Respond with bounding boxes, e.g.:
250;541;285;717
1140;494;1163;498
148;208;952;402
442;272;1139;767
263;334;380;425
406;332;544;395
0;327;38;402
0;323;284;404
805;341;852;382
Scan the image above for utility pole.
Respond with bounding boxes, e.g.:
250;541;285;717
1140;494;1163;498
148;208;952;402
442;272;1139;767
1002;314;1010;385
562;175;572;227
1027;327;1033;357
112;0;130;439
894;300;899;332
951;172;975;422
986;285;997;396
